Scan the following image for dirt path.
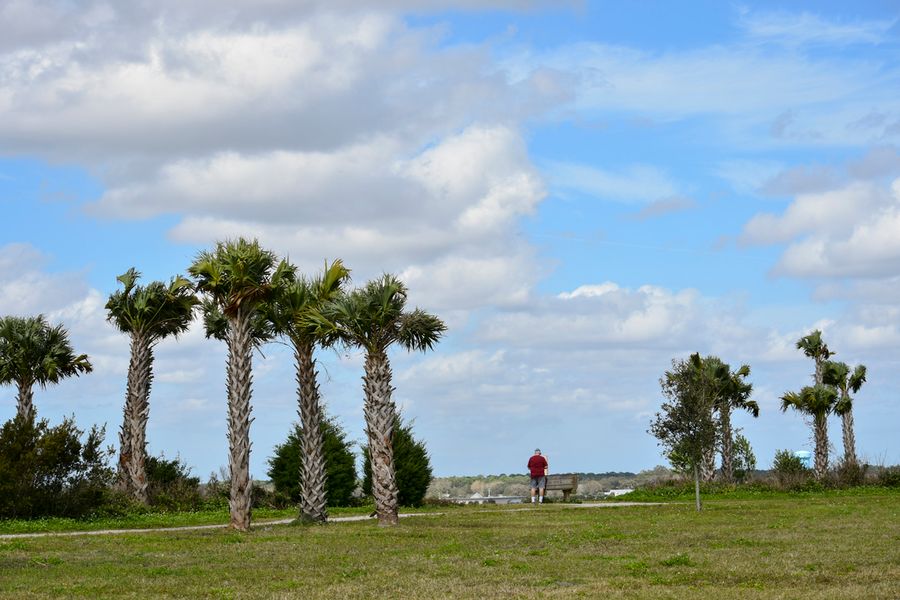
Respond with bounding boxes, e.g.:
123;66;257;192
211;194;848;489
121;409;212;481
0;502;665;540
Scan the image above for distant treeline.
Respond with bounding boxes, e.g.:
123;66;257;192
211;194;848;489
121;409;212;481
427;466;674;499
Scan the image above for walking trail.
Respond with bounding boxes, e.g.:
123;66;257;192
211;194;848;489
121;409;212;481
0;502;664;540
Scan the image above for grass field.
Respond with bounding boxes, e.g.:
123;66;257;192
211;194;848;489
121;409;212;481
1;490;898;599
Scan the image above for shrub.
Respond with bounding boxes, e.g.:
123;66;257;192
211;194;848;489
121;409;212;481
833;459;867;487
772;449;811;489
267;417;357;507
0;414;114;519
877;465;900;488
363;416;433;507
145;454;203;511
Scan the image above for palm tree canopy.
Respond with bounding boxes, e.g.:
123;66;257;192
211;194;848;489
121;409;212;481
188;238;295;317
200;298;275;345
823;361;867;415
312;274;446;353
105;268;199;341
780;385;838;417
796;329;834;361
0;315;93;388
268;259;350;347
686;355;756;415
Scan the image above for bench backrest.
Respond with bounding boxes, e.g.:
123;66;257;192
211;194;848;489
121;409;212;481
544;474;578;491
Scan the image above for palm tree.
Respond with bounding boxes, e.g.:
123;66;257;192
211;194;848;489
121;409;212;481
781;385;838;480
713;361;757;483
796;330;834;386
188;238;294;531
0;315;92;420
312;274;445;526
823;361;866;468
268;260;350;524
689;355;750;483
105;268;198;503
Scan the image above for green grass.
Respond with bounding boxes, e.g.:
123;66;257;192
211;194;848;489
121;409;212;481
1;491;899;599
0;505;388;535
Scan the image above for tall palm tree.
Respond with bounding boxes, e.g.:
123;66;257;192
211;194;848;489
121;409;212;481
796;330;834;386
268;260;350;524
0;315;92;420
188;238;294;532
823;361;866;468
714;362;757;483
311;274;445;526
781;385;837;480
105;268;198;503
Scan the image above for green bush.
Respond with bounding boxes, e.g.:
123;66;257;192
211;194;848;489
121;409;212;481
362;416;433;507
267;417;357;507
833;459;867;487
0;414;115;519
145;454;203;511
877;465;900;487
772;449;811;488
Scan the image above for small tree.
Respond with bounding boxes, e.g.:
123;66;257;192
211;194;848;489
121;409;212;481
0;414;114;519
731;431;756;483
268;418;357;508
363;416;433;507
649;353;719;511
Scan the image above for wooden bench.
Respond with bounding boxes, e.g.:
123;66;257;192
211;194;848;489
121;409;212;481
544;474;578;501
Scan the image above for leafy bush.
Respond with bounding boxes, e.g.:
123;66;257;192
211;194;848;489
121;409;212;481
877;465;900;487
833;459;867;487
145;454;203;511
0;414;115;519
268;418;357;507
363;416;433;507
771;449;811;488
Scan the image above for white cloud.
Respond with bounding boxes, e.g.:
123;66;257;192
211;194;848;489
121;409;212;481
547;162;679;203
742;178;900;279
0;244;91;315
737;7;895;47
741;181;888;245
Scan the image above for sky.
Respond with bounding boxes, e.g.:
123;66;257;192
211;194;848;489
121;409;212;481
1;1;899;479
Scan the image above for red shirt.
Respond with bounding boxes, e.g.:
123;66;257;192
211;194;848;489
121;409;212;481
528;454;548;477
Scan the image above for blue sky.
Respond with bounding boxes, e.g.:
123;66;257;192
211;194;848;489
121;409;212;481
2;1;899;479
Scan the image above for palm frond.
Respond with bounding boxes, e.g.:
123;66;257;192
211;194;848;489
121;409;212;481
397;309;447;352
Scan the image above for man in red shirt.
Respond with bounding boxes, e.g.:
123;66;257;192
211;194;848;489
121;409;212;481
527;448;548;504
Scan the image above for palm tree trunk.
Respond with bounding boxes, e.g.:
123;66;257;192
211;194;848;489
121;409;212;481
295;341;327;524
227;309;254;532
363;350;399;526
700;444;716;482
841;407;857;467
719;406;733;483
15;381;34;421
118;332;153;504
813;412;829;480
